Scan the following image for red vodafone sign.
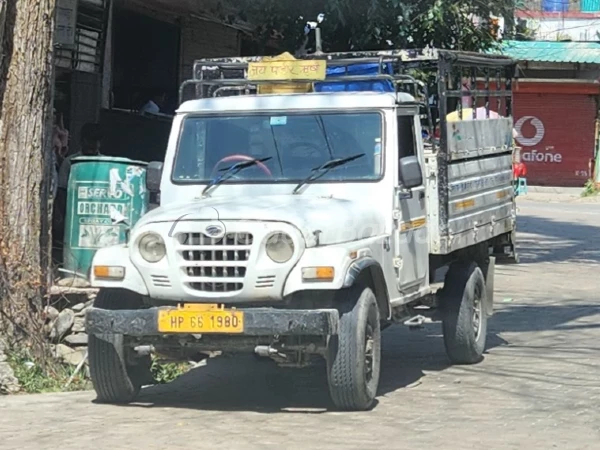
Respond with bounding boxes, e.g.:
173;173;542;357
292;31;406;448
512;86;597;187
515;115;563;164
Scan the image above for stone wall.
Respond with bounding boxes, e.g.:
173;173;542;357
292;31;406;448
0;285;95;394
44;285;98;371
0;339;19;394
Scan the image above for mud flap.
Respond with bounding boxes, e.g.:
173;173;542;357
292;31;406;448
509;228;520;264
484;256;495;317
491;230;519;265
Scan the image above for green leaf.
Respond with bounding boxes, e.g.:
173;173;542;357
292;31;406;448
220;0;512;53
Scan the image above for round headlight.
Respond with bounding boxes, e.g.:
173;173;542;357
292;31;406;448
265;233;294;263
139;233;166;263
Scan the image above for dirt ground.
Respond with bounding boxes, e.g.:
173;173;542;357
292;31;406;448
1;199;600;449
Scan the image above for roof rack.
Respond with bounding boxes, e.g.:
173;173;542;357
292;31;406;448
179;49;516;104
180;49;431;102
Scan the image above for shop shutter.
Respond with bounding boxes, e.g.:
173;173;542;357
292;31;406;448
513;92;597;187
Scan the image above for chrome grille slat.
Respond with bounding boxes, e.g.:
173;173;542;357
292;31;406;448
189;282;243;293
176;231;253;293
182;260;249;268
182;275;245;283
178;245;250;251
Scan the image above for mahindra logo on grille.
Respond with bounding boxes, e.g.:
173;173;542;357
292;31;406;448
205;224;225;238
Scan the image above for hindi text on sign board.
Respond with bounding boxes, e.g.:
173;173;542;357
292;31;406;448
248;60;326;81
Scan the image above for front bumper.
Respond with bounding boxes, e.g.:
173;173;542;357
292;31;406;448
85;307;339;337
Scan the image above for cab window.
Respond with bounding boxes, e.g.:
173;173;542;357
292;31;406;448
397;115;417;159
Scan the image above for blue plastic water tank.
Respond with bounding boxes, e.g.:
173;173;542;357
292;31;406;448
314;63;395;93
542;0;569;12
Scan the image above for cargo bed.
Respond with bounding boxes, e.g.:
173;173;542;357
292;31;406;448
422;51;518;255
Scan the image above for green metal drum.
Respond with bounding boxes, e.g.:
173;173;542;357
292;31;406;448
63;156;149;280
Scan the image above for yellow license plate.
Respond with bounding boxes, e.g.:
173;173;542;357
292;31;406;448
158;305;244;334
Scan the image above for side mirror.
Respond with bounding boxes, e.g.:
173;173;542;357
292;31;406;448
399;155;423;189
146;161;163;193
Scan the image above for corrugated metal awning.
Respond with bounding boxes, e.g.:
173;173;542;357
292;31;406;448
493;40;600;65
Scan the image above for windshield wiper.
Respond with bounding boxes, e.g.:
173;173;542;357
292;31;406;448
292;153;365;195
202;157;273;198
315;116;334;160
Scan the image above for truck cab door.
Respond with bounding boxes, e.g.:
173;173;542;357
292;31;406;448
392;113;429;293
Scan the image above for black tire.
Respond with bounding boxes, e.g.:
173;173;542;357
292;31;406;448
88;288;152;404
441;262;488;364
327;285;381;411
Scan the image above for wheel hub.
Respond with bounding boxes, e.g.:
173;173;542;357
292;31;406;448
473;295;483;339
364;324;375;382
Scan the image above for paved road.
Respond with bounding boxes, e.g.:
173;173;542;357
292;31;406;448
1;199;600;449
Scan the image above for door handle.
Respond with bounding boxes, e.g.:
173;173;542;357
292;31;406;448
398;190;413;200
419;191;425;200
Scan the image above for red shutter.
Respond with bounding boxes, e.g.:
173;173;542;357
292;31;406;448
513;92;597;187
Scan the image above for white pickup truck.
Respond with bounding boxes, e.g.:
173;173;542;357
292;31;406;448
85;49;518;411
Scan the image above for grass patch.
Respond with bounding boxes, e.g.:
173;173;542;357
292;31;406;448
150;356;191;384
581;179;600;198
8;348;192;393
8;348;90;394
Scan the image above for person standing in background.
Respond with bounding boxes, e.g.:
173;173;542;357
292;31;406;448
57;122;103;191
461;77;472;109
139;90;167;115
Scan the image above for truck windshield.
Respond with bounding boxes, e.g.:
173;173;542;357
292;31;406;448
172;111;383;183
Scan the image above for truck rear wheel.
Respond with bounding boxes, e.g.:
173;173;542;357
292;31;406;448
441;262;488;364
326;285;381;411
88;288;152;404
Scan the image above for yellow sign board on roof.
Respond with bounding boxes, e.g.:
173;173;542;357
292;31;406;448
248;53;327;82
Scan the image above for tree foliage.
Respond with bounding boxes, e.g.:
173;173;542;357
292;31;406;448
226;0;520;54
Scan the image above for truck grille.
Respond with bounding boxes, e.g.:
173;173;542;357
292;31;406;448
177;232;253;293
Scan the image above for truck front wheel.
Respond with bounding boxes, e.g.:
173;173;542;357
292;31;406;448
441;262;488;364
326;285;381;411
88;288;153;404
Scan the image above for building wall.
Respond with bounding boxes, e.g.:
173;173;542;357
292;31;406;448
179;18;241;84
517;2;600;41
104;1;243;109
526;17;600;41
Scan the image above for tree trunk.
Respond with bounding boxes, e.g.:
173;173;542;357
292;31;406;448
0;0;56;345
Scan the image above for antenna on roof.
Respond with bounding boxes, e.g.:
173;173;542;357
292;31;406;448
297;13;325;57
